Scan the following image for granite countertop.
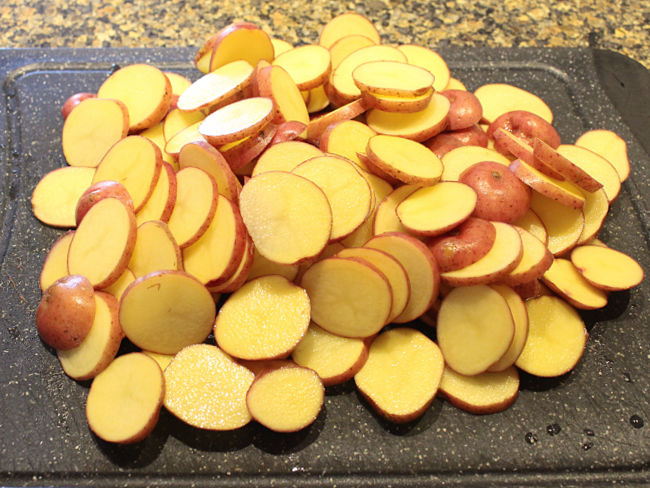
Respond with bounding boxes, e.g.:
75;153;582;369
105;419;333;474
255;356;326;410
0;0;648;70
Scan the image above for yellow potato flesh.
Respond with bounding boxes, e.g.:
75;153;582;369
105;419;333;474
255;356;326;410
142;351;174;372
39;232;74;291
252;141;323;176
269;66;310;125
239;171;332;265
272;45;331;90
322;119;375;169
306;84;330;113
473;83;553;124
342;171;393;247
516;296;587;377
199;97;274;145
437;285;515;376
163;71;192;97
397;182;477;235
128;221;181;278
515;159;585;209
503;226;551;284
164;344;255;430
178;142;239;202
513;208;548;245
441;146;511;181
271;38;293;57
319;13;380;48
177;60;253;111
67;198;135;288
367;134;443;184
487;285;529;372
139;122;177;168
329;35;377;70
571;245;644;291
31;167;94;228
543;258;608;309
439;365;519;413
372;185;419;236
301;257;391;338
577;188;608;245
397;44;450;92
135;163;174;225
247;366;324;432
557;145;621;202
165;121;205;155
86;353;164;443
247;247;299;282
530;191;584;256
61;98;128;167
119;271;215;354
353;60;434;97
575;129;630;182
215;275;310;360
100;268;135;300
355;328;444;422
210;28;274;72
163;108;205;141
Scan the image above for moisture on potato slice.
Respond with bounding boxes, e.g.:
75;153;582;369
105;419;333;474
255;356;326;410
570;245;644;291
128;220;182;278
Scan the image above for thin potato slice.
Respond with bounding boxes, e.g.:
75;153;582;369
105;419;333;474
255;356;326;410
252;141;324;176
557;144;621;202
319;13;380;48
500;226;553;286
575;129;630;182
139;122;177;169
510;159;585;209
474;83;553;124
39;231;75;291
100;268;135;300
207;234;255;294
135;162;177;225
271;38;293;57
397;44;450;92
199;97;274;146
353;60;434;98
530;191;584;256
571;245;644;291
246;247;300;282
32;167;95;227
577;188;609;245
306;99;368;143
272;45;331;91
487;285;529;372
319;119;376;169
361;89;433;113
440;145;511;182
163;108;206;142
178;141;240;202
372;184;419;236
513;208;548;245
542;258;608;309
208;22;274;73
257;65;310;126
119;270;216;354
128;220;182;278
165;121;206;158
305;84;331;113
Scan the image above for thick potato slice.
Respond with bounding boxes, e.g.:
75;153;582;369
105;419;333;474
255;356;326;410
397;44;450;92
516;296;588;377
437;285;515;376
39;231;74;291
301;257;392;337
257;65;310;126
97;64;171;132
530;191;584;256
319;13;380;48
372;184;419;236
292;323;369;386
164;344;255;430
439;365;519;414
135;162;177;225
510;159;585;209
487;285;529;372
178;141;240;202
440;145;510;181
215;275;310;360
252;140;323;176
571;245;644;291
575;129;630;182
86;352;164;443
355;328;444;423
119;270;216;354
306;99;368;143
67;198;137;288
272;45;331;91
246;364;324;432
557;144;621;201
199;97;274;146
61;98;129;167
58;292;122;380
128;220;182;278
500;226;553;286
542;258;608;309
319;120;376;170
93;136;162;213
396;182;477;236
353;60;434;98
329;34;377;69
239;171;332;265
474;83;553;124
31;167;95;228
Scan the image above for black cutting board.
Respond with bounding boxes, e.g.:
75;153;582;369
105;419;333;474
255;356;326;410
0;47;648;487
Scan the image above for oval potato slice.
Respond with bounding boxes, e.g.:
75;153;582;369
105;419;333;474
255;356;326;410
32;167;95;228
570;245;644;291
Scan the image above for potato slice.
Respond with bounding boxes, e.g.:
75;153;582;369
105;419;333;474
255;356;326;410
292;323;369;386
440;145;511;181
487;285;529;372
293;155;373;241
239;171;332;265
139;121;178;169
445;77;467;91
252;140;323;176
397;44;450;92
319;120;376;170
355;328;444;423
319;13;380;48
128;220;182;278
361;89;434;113
61;98;129;167
256;65;310;127
207;234;254;294
75;180;134;226
353;60;434;98
515;296;588;377
530;191;584;256
219;123;277;172
513;208;548;245
207;22;274;73
246;364;324;432
473;83;553;124
533;138;602;192
575;129;630;182
164;344;254;430
437;285;515;376
142;350;174;372
93;136;162;213
304;84;331;113
40;231;75;291
542;258;608;310
571;245;644;291
97;64;171;132
58;292;122;381
329;34;377;70
372;184;419;236
306;99;368;143
510;159;585;209
119;270;216;354
163;108;206;142
199;97;274;146
396;182;477;236
179;141;240;202
301;257;392;337
31;167;95;228
500;226;553;286
271;38;293;57
439;365;519;414
365;232;440;323
67;198;137;288
577;188;609;245
135;162;177;225
272;45;331;91
86;352;164;443
246;247;300;282
164;71;192;106
557;145;621;202
165;121;206;158
100;268;135;300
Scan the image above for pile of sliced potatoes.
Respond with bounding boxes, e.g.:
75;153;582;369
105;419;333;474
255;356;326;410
31;13;644;443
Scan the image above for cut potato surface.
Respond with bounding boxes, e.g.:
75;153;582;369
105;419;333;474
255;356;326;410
474;83;553;124
440;145;511;182
163;108;206;142
306;99;368;143
319;120;376;169
329;34;377;70
247;365;324;432
67;198;136;288
178;141;240;202
86;352;164;444
215;275;310;360
142;350;174;372
501;226;553;286
199;97;274;146
530;191;584;256
32;167;95;228
362;89;434;114
164;344;255;430
140;122;177;169
542;258;608;310
272;45;331;91
372;184;419;236
510;159;585;209
119;270;216;354
247;247;300;282
353;60;434;98
257;65;310;126
571;245;644;291
61;98;129;167
128;220;181;278
513;208;548;245
319;13;380;48
252;141;323;176
355;328;444;423
397;44;450;92
557;145;621;202
516;296;588;377
487;285;529;372
577;188;608;245
575;129;630;182
164;121;206;158
100;267;135;300
239;171;332;265
39;232;74;291
135;162;177;225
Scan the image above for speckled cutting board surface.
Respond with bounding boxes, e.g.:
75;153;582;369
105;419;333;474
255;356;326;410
0;47;648;487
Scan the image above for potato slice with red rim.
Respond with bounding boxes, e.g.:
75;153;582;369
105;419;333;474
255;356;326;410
252;140;323;176
101;267;135;301
428;218;497;272
397;44;450;92
163;108;205;143
396;182;477;236
515;295;588;377
530;191;584;256
97;64;171;132
239;171;332;265
575;129;630;182
542;258;608;310
513;208;548;245
319;13;380;48
306;99;368;143
440;222;522;287
58;292;122;381
218;123;278;172
76;180;134;226
361;89;434;114
178;141;240;202
67;198;136;288
246;364;324;432
354;328;444;423
365;232;440;323
577;188;608;245
61;98;129;167
440;145;511;181
557;144;621;202
439;365;519;414
206;22;274;73
500;226;553;286
40;232;75;291
140;122;177;169
165;121;206;158
353;60;434;98
437;285;515;376
93;136;162;213
474;83;553;124
246;247;300;282
32;167;95;227
509;159;584;209
119;270;216;354
256;65;310;126
533;138;603;192
199;97;274;146
272;45;331;91
487;285;529;372
293;155;373;241
292;323;369;386
304;85;330;113
329;34;377;70
570;245;644;291
271;38;293;57
128;220;182;278
215;275;310;360
366;92;450;142
164;71;192;108
301;257;392;338
207;234;254;294
319;120;375;170
135;162;177;225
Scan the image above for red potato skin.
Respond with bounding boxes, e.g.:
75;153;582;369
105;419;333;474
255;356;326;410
425;125;488;158
441;90;483;131
76;180;134;226
427;218;497;272
61;92;96;119
459;161;531;223
220;124;278;171
487;110;561;157
35;275;96;350
270;121;307;145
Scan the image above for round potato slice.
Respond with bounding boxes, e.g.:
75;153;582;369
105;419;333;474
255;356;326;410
570;245;644;291
542;258;608;310
39;231;75;291
199;97;275;146
319;13;380;48
272;45;331;91
128;220;181;278
353;60;434;98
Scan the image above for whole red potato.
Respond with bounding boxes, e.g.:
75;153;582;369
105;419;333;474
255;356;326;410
61;92;96;119
441;90;483;131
